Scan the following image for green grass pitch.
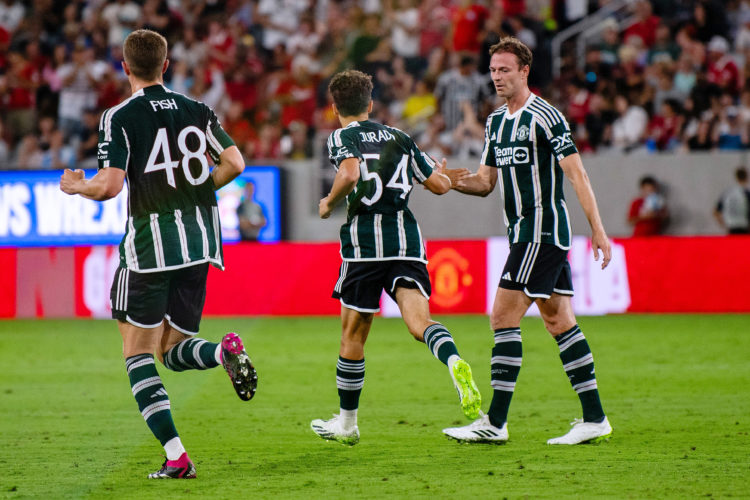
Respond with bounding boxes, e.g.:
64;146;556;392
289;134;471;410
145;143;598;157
1;314;749;499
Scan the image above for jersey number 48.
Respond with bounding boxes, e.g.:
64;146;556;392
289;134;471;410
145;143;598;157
144;126;210;188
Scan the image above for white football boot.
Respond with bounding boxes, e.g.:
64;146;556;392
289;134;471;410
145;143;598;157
547;417;612;445
311;414;360;445
443;413;508;443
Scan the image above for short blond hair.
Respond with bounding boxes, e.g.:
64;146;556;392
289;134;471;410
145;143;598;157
489;37;533;69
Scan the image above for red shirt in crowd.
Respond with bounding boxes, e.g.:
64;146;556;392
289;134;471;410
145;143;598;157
451;3;489;53
708;56;742;95
628;197;663;236
624;14;661;47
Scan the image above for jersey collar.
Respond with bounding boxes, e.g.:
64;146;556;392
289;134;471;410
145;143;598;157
505;92;536;119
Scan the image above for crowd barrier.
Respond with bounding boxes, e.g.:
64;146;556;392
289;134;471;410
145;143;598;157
2;235;749;319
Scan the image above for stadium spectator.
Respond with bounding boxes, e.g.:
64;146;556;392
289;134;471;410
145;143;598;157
623;0;660;48
256;0;308;53
39;129;76;170
170;26;208;69
386;0;422;69
434;54;493;132
0;0;24;34
627;176;669;236
713;104;749;150
706;35;742;96
12;134;43;169
2;50;38;144
56;44;108;140
610;94;648;153
237;181;267;241
101;0;142;47
648;23;680;65
646;98;684;152
2;0;750;168
449;0;489;55
714;166;750;234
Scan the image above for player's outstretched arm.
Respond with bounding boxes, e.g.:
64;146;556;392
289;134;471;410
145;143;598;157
559;153;611;269
423;157;451;195
452;164;497;197
319;157;360;219
211;145;245;189
60;167;125;201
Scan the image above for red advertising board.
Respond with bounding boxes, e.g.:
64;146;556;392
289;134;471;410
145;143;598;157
3;236;750;319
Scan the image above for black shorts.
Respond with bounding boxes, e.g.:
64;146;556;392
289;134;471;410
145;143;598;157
332;260;432;313
499;242;574;299
110;263;208;334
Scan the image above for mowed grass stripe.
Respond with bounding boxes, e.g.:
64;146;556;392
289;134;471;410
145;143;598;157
0;315;748;499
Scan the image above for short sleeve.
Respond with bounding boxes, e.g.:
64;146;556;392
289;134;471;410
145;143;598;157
327;128;362;168
540;118;578;161
408;140;434;183
205;108;235;164
480;115;496;167
98;111;129;171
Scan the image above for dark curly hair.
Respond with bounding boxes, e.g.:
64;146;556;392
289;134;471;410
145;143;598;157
489;37;533;69
328;70;373;117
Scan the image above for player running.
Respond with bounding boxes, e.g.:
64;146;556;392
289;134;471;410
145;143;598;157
311;70;481;445
442;37;613;445
60;29;257;478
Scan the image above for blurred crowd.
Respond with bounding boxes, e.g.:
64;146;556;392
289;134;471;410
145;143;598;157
0;0;749;171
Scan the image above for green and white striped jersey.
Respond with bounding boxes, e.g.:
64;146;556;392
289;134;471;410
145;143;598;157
481;93;578;249
98;84;235;272
327;120;435;262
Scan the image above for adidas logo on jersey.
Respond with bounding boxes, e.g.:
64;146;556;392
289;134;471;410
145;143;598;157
502;272;513;281
491;133;497;141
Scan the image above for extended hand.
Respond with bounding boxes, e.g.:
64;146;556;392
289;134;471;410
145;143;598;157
445;168;470;188
60;169;86;195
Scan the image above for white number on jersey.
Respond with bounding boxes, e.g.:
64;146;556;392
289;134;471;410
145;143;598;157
359;153;411;205
145;126;209;188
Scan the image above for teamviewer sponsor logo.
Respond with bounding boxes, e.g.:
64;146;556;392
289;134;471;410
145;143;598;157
494;146;529;166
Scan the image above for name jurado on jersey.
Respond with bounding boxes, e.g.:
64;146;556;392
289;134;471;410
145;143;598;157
359;130;395;143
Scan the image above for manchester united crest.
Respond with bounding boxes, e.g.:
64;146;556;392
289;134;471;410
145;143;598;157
517;125;529;141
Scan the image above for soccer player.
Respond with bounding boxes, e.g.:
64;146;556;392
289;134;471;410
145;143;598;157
59;29;257;478
311;70;481;445
441;37;613;445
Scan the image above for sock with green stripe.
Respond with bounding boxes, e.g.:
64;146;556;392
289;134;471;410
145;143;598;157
126;354;184;459
555;324;605;423
163;338;221;372
423;323;460;366
488;327;522;428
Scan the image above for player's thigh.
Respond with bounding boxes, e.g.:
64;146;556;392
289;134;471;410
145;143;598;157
165;263;209;336
110;266;169;330
332;261;387;313
536;293;576;336
118;319;164;358
394;287;433;340
385;260;433;339
490;286;533;330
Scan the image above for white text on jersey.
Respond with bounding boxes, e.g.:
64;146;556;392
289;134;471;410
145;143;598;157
359;130;395;143
150;99;179;111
